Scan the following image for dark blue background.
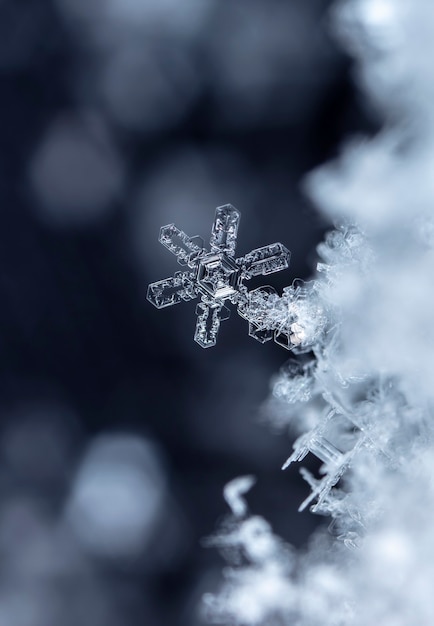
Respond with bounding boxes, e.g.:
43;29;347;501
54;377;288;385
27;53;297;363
0;1;379;624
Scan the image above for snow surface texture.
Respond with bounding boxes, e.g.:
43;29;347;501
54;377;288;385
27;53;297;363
204;1;434;624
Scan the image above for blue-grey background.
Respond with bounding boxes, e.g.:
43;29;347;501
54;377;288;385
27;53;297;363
0;1;378;624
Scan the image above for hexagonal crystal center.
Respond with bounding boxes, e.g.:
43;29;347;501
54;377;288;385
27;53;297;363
197;253;239;299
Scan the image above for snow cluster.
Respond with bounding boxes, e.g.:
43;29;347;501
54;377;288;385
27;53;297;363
205;1;434;624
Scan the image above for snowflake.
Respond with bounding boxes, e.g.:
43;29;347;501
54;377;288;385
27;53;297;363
147;204;291;347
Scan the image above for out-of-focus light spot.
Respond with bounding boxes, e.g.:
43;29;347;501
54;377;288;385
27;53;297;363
55;0;334;131
105;0;213;34
362;0;395;27
0;498;82;578
336;0;403;56
57;0;213;36
369;529;412;567
207;1;333;127
2;404;80;488
358;0;403;51
100;45;198;131
65;435;166;559
29;112;124;226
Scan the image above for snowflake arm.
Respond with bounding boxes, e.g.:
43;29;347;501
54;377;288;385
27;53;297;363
146;271;197;309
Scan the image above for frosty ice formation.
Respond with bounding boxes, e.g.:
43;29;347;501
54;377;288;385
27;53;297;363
282;411;366;515
147;204;291;347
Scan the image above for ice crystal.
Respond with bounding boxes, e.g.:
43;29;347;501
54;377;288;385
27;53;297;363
147;204;291;347
238;278;329;352
272;358;316;404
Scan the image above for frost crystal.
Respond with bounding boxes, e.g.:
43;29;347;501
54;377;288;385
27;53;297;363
203;1;434;624
147;204;291;348
272;358;316;404
239;279;329;352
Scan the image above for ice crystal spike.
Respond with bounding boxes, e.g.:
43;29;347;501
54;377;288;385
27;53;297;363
147;204;291;348
146;271;196;309
194;302;230;348
240;243;291;278
159;224;204;267
210;204;240;256
282;409;365;513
